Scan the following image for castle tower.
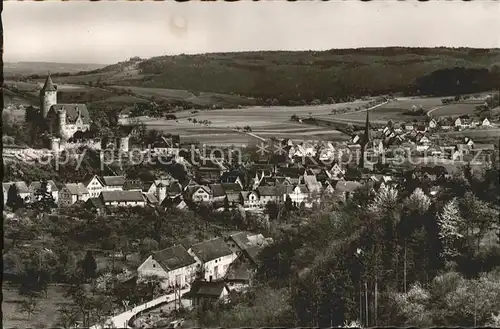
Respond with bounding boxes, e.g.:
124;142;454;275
119;136;130;153
58;110;68;139
156;182;167;204
40;74;57;118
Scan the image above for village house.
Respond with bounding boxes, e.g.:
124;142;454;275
137;245;198;289
256;186;278;205
209;184;227;203
287;184;309;206
100;190;146;207
224;232;267;255
29;180;59;203
428;119;438;129
482;118;492;127
188;238;237;282
241;191;260;209
84;175;126;198
3;181;31;205
59;183;90;206
183;280;231;309
185;185;211;203
149;135;181;156
220;172;244;189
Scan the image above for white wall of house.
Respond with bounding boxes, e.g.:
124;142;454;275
244;192;260;208
59;189;89;206
288;187;308;205
86;176;104;198
259;195;276;206
103;200;145;207
188;251;237;282
137;256;197;289
102;185;123;192
192;189;210;202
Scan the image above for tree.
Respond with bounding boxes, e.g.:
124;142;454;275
345;123;354;135
399;188;431;293
140;237;159;258
6;184;24;211
81;251;97;280
31;181;57;212
437;198;465;261
18;294;40;321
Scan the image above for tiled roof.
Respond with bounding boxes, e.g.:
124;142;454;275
189;237;233;263
41;75;57;92
334;181;362;193
228;232;253;251
49;104;91;124
101;190;145;202
101;176;126;187
3;181;30;194
222;183;242;192
64;183;89;196
123;179;144;191
257;186;276;196
209;184;226;197
86;197;105;209
152;245;197;272
275;184;294;196
226;192;241;203
29;180;59;193
144;193;158;204
185;281;229;298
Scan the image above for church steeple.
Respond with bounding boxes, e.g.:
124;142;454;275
360;110;372;169
363;109;371;144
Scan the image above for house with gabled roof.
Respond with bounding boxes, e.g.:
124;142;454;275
241;191;260;209
220;172;244;189
482;118;492;127
100;190;146;207
185;185;211;203
188;238;237;282
209;183;227;203
59;183;90;206
137;245;198;289
182;280;231;308
256;186;277;205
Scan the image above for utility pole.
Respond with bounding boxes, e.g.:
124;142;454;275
365;281;369;328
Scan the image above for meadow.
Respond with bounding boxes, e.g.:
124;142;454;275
134;101;370;145
2;284;71;328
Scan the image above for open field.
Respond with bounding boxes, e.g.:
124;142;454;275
2;283;72;328
427;103;479;117
134;102;370;145
436;127;500;142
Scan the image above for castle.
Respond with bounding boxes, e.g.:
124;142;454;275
40;74;91;140
38;74;129;153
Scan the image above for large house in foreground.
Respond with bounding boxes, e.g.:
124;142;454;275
137;245;198;289
188;238;237;282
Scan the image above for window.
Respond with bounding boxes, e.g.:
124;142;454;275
153;263;156;268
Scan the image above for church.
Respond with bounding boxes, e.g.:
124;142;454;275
40;74;91;140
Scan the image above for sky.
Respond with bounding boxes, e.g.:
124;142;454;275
4;1;500;64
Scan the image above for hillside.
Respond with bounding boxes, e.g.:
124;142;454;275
44;47;500;103
4;61;107;78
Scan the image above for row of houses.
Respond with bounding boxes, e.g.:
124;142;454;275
136;231;271;305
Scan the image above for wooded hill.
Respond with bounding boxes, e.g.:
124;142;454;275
45;47;500;103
